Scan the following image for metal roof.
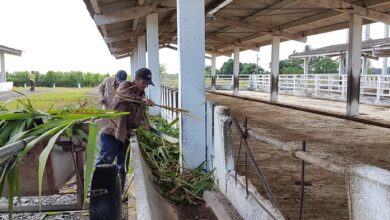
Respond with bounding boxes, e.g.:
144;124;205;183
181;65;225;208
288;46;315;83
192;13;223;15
289;38;390;58
0;45;22;56
82;0;390;59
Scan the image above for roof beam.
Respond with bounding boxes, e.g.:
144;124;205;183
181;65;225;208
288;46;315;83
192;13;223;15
245;0;303;22
90;0;101;14
104;30;145;43
209;17;307;42
132;0;145;31
303;0;390;24
94;3;158;26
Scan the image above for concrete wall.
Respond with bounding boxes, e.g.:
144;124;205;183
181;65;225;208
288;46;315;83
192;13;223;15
346;164;390;220
131;138;178;220
210;102;285;220
0;82;13;92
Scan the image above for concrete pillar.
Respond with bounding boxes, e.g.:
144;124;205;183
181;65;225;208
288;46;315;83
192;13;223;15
303;57;309;75
233;47;240;95
132;49;138;80
362;24;370;75
0;52;5;83
137;35;146;68
146;13;161;116
339;54;346;75
346;165;390;220
130;54;135;80
270;36;280;102
177;0;206;170
213;105;234;193
211;54;217;91
383;25;389;75
346;14;363;117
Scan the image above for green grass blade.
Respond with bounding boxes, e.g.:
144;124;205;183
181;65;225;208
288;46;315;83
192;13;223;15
38;123;72;210
83;122;97;207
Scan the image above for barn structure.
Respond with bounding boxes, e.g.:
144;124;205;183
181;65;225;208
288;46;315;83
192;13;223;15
82;0;390;219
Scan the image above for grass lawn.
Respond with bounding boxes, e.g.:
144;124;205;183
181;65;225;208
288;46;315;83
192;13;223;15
1;87;99;111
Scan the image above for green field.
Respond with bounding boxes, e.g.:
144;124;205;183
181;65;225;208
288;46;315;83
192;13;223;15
1;87;99;111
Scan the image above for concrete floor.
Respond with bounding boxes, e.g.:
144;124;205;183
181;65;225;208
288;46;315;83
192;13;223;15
207;92;390;220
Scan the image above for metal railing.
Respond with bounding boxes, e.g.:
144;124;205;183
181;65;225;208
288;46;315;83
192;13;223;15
247;74;390;105
160;85;179;124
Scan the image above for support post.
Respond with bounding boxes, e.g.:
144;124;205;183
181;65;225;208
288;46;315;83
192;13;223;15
339;54;346;75
383;24;389;75
146;13;161;116
137;35;146;68
346;165;390;220
346;14;363;117
177;0;206;170
130;54;135;79
362;24;370;75
270;36;280;102
211;54;217;91
0;52;5;83
303;57;309;75
233;47;240;95
132;49;139;80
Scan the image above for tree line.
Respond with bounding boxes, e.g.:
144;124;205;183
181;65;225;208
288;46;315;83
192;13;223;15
6;71;109;87
205;45;342;75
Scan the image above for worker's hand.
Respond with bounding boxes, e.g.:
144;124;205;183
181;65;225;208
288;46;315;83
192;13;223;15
142;124;150;130
143;99;154;106
98;99;105;105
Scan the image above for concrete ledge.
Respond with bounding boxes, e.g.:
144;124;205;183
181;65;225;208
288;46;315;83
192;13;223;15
347;164;390;220
203;190;243;220
0;82;13;92
131;138;178;220
225;173;285;220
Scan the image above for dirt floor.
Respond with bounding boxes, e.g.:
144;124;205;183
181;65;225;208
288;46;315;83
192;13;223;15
216;90;390;124
207;92;390;220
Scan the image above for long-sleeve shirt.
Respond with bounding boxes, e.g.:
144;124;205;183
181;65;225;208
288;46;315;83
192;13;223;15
101;81;146;144
98;77;120;109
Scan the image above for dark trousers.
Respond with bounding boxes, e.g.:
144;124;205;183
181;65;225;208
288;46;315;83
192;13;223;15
96;132;129;191
29;80;35;91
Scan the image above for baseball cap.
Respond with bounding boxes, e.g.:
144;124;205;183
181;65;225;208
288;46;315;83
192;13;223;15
136;68;154;86
115;70;127;82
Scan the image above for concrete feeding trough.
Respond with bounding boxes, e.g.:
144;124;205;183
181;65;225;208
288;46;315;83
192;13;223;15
0;45;22;92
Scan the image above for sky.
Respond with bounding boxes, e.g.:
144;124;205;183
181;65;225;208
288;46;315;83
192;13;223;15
0;0;387;75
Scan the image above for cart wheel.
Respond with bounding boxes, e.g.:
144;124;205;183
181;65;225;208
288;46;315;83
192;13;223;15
89;164;122;220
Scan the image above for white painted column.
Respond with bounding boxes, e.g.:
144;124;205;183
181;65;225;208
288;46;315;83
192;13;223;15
303;57;309;75
362;24;370;75
130;53;135;79
339;54;346;75
146;13;161;116
0;52;5;83
177;0;206;170
270;36;280;102
383;24;389;75
137;35;146;68
233;47;240;95
211;54;217;91
346;14;363;117
346;165;390;220
132;49;139;80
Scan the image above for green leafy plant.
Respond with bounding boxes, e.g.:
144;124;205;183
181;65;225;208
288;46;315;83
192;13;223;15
0;91;127;218
136;116;214;205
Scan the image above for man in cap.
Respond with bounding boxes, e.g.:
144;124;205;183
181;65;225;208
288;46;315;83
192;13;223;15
98;70;127;109
97;68;154;192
